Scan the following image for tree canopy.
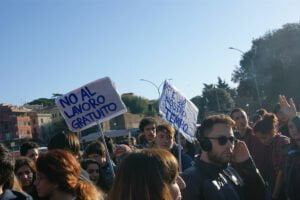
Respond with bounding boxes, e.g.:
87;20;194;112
121;94;157;116
232;23;300;111
27;98;55;107
191;79;235;122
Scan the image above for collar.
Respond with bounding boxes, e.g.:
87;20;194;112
235;126;253;139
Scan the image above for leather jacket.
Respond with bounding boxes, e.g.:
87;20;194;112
182;158;265;200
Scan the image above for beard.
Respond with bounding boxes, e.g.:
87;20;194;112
207;151;232;166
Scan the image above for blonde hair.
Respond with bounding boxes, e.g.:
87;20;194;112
156;124;175;138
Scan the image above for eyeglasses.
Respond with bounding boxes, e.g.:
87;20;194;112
205;136;236;145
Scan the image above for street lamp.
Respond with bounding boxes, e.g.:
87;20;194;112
140;78;172;99
228;46;262;107
214;86;221;111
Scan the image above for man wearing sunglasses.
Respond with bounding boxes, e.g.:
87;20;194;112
182;114;265;200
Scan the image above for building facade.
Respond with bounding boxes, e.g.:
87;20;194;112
0;104;52;143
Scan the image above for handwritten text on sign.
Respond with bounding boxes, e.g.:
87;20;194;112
159;81;199;142
56;77;127;132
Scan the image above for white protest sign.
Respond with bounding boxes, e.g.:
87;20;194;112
55;77;127;132
159;81;199;142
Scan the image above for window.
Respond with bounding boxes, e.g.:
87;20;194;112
32;119;36;125
41;118;44;124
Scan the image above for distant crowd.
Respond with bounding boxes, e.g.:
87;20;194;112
0;95;299;200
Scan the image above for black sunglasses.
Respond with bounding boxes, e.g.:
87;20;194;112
205;136;236;145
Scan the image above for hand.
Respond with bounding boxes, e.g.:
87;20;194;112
231;141;250;163
278;95;297;119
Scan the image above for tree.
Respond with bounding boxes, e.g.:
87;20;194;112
217;77;230;90
190;95;204;122
51;93;63;99
27;93;63;107
121;94;154;115
191;83;235;122
232;23;300;111
202;88;235;113
216;77;237;99
27;98;55;107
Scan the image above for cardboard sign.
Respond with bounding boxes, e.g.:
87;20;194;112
56;77;127;132
159;81;199;142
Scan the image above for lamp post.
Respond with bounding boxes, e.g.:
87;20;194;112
140;78;172;99
228;46;262;107
214;86;221;112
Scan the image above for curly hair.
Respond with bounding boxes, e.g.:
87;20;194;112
20;142;39;156
253;113;278;135
36;150;103;200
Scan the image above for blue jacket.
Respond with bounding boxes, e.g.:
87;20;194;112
171;144;193;171
0;190;32;200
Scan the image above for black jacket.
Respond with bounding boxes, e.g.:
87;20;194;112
171;145;193;171
182;158;265;200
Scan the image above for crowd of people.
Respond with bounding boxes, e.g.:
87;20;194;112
0;95;299;200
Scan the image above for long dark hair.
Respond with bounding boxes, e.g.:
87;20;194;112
81;159;110;192
15;157;36;187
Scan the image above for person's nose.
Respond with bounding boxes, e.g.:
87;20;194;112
226;140;234;151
